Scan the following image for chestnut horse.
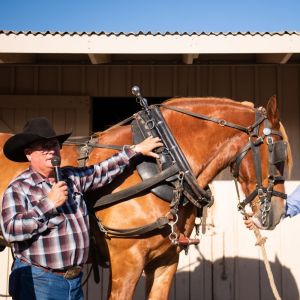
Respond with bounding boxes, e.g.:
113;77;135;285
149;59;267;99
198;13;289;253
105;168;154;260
0;95;292;299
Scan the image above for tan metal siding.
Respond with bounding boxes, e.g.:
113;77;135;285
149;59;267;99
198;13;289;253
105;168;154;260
0;95;91;135
1;64;299;177
0;64;296;98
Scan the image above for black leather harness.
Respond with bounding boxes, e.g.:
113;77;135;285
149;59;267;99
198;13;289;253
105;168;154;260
64;89;288;241
90;99;214;242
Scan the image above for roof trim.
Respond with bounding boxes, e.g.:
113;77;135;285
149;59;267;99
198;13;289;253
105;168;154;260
1;30;299;36
0;30;300;55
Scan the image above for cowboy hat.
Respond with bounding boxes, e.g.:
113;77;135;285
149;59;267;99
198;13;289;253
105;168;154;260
3;117;72;162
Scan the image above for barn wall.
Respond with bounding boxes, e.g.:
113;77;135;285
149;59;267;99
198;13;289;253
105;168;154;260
0;64;299;178
0;95;91;135
0;63;300;299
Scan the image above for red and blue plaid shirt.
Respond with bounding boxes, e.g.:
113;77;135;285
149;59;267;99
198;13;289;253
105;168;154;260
1;147;135;270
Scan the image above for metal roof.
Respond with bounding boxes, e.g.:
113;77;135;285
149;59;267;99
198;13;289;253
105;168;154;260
1;30;299;36
0;30;300;65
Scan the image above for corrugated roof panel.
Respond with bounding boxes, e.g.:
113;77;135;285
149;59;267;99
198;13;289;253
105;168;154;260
0;30;299;37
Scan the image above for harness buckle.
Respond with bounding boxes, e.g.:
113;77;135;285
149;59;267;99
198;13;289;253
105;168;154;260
254;136;264;146
168;214;179;244
266;136;273;145
145;119;155;130
257;188;265;198
218;119;226;127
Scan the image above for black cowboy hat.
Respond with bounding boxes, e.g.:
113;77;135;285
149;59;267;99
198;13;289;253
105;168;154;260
3;117;72;162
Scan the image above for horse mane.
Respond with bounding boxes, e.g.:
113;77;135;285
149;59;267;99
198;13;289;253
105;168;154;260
100;97;255;136
164;96;244;105
241;101;254;108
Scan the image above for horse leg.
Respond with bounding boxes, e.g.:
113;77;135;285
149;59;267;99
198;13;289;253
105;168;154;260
144;248;179;300
107;244;145;300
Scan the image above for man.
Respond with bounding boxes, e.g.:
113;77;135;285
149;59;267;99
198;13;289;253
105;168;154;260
0;117;162;300
245;186;300;230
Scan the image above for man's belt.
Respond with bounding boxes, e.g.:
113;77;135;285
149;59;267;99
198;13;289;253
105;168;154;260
19;257;82;280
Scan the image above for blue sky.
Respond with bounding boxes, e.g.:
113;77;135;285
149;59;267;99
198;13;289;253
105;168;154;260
1;0;300;33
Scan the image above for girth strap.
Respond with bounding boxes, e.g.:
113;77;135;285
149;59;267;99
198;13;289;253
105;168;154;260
93;163;180;210
99;216;170;238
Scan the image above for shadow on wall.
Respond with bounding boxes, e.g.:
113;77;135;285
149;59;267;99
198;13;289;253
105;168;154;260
133;254;299;300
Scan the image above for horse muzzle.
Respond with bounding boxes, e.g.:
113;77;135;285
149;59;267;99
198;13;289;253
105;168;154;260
252;196;286;230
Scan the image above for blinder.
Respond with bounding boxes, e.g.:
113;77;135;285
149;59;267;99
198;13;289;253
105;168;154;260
268;140;288;165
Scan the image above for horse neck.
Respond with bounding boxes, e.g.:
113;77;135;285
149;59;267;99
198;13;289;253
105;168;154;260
161;98;254;187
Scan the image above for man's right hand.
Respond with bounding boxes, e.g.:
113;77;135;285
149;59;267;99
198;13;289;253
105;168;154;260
48;181;68;207
244;216;256;230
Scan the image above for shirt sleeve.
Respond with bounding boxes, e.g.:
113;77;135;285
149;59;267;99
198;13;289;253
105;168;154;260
0;186;57;243
285;185;300;217
72;146;137;193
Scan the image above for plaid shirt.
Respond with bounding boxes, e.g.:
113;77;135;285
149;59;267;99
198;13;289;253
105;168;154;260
1;147;135;270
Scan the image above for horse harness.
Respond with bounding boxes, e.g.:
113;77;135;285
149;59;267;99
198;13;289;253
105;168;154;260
65;93;288;248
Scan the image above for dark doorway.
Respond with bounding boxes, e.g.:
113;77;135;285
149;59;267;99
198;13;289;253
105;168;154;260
92;97;168;132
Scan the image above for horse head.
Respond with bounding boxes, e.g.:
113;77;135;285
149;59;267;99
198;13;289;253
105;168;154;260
162;95;291;231
231;95;292;230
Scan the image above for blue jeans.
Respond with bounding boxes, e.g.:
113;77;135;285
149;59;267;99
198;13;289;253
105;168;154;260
9;258;84;300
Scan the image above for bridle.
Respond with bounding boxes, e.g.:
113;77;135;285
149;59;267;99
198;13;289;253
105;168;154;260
158;103;288;227
230;108;288;227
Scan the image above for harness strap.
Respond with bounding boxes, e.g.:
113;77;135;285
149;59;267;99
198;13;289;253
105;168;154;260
63;135;123;167
64;140;123;151
250;138;263;188
93;163;180;210
238;188;287;210
231;143;250;178
99;216;170;238
160;104;254;134
251;109;264;136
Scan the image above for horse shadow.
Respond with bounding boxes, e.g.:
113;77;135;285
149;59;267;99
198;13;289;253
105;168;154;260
133;249;299;300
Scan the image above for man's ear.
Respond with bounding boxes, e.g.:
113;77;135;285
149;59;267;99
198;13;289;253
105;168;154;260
24;149;32;161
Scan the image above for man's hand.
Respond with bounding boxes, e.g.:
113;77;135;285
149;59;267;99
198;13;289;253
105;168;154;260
244;216;256;230
48;181;68;208
133;136;163;159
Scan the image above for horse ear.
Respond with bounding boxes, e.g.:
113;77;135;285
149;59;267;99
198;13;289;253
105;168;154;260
266;95;280;128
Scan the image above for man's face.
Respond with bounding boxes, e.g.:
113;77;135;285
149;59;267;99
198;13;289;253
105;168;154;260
25;139;61;176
